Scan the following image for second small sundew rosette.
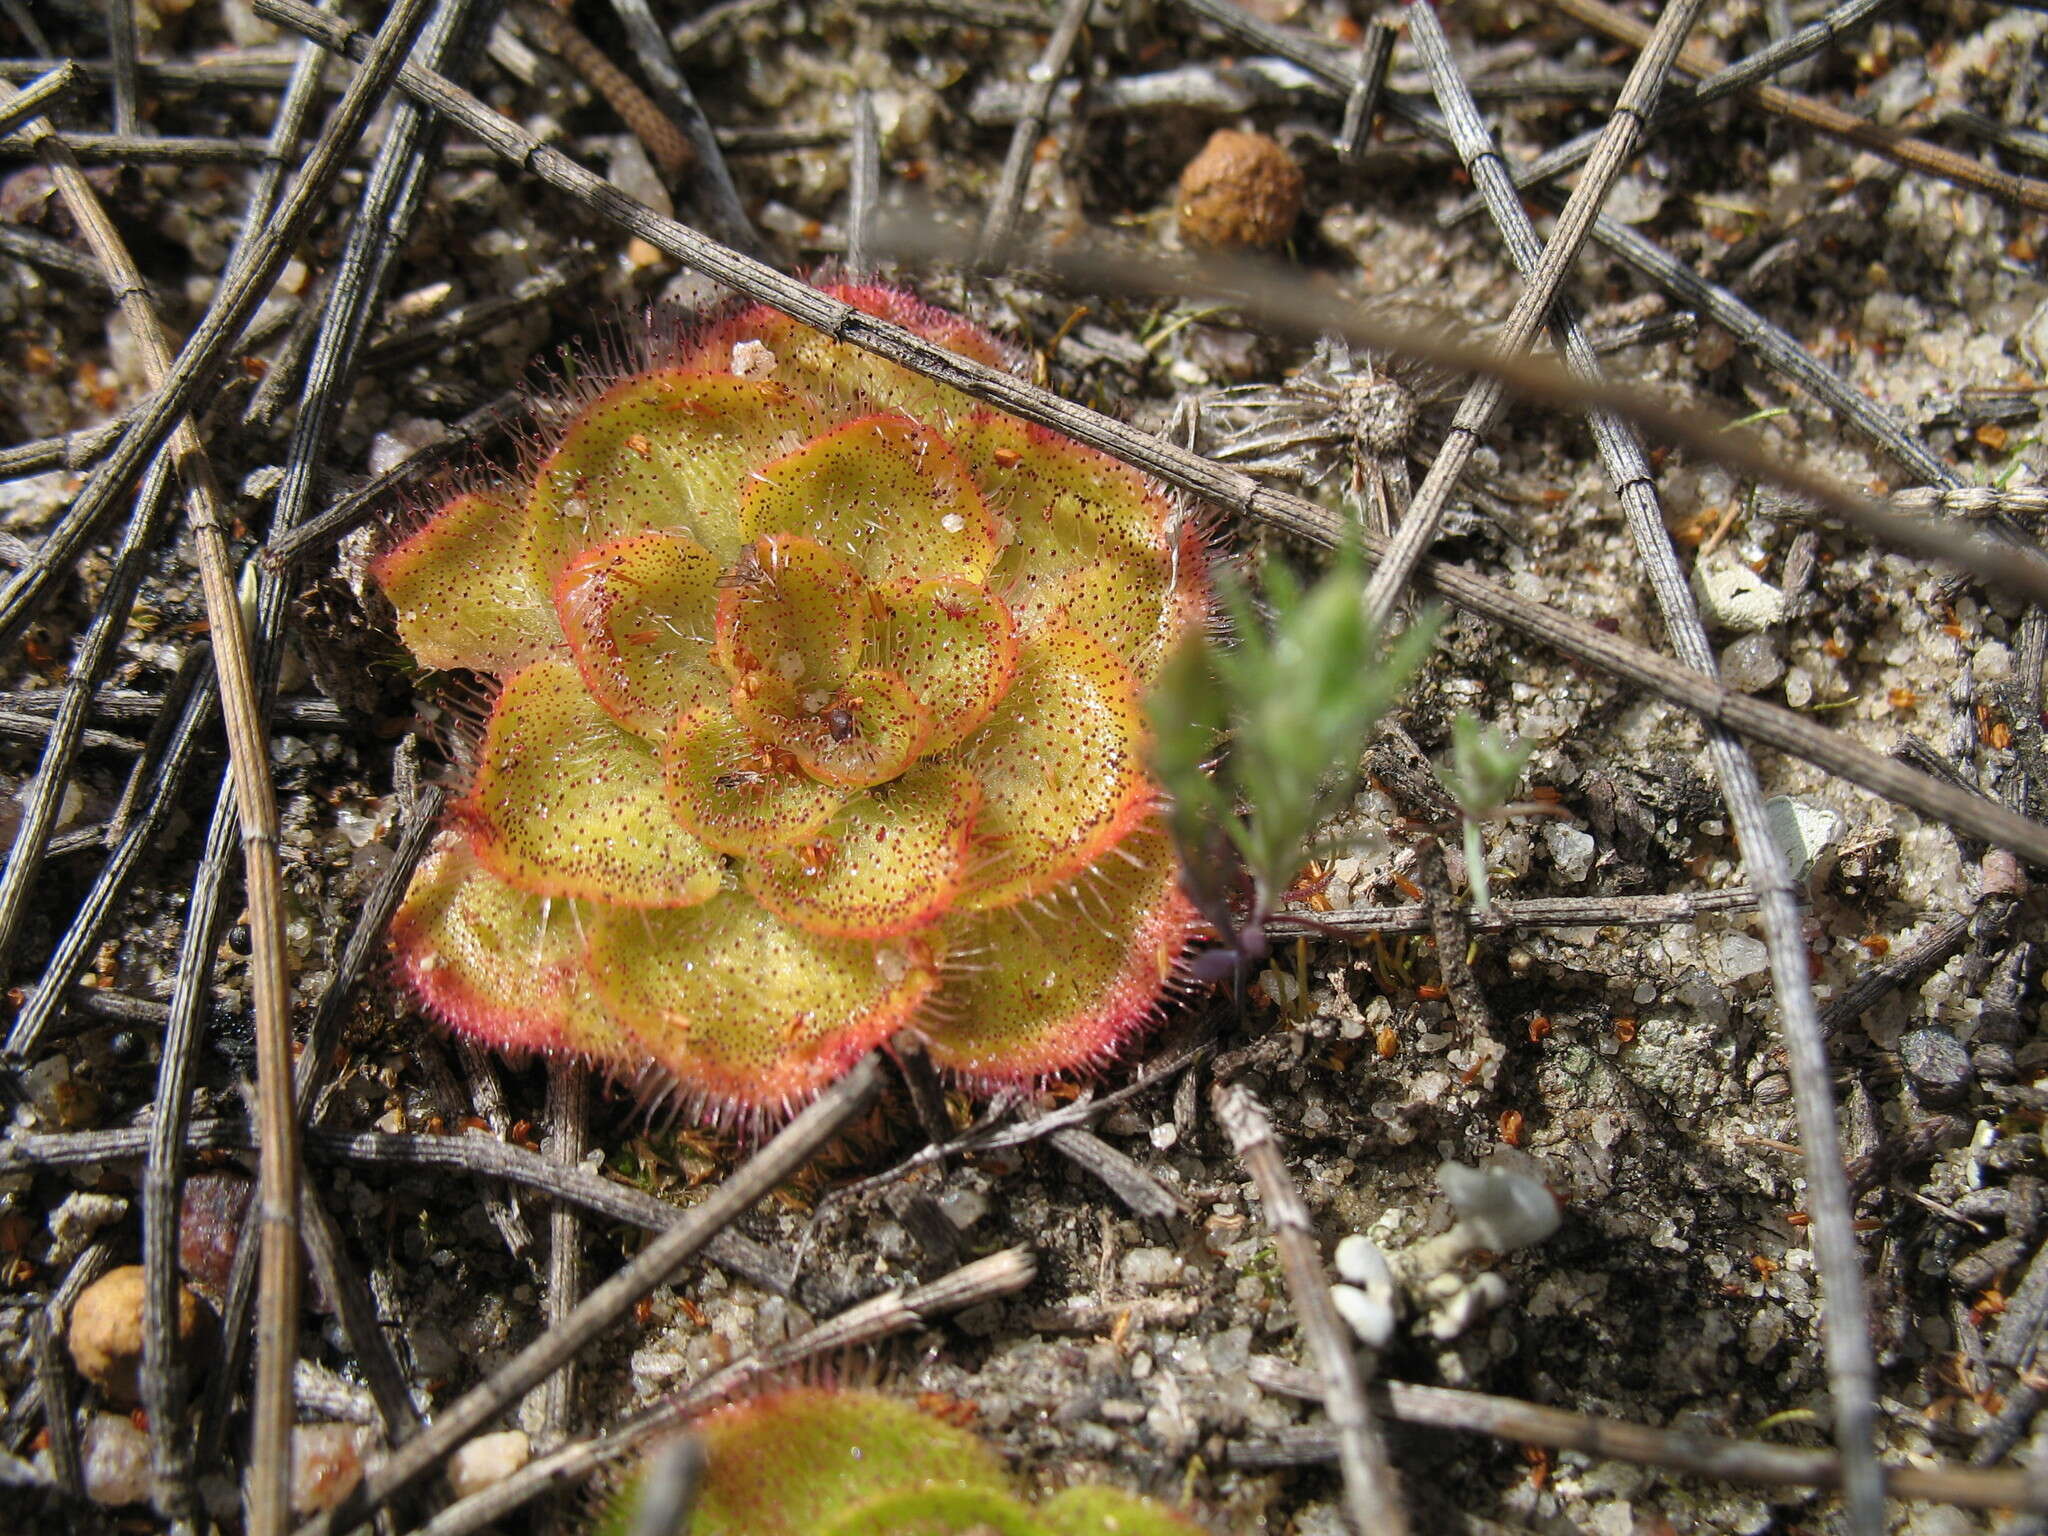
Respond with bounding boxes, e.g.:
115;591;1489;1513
376;286;1210;1116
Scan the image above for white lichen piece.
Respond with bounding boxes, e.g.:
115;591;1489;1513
1331;1232;1401;1347
1330;1282;1396;1349
1692;553;1787;633
1397;1156;1562;1291
1427;1272;1510;1341
1334;1231;1394;1289
1437;1158;1562;1254
81;1413;151;1507
1764;795;1844;883
46;1190;130;1269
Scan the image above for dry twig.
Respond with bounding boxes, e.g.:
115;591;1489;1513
513;0;692;178
411;1247;1038;1536
1407;833;1501;1047
0;60;78;138
1551;0;2048;214
1241;1361;2048;1511
974;0;1090;267
1266;886;1759;937
1440;0;1900;223
0;9;439;1530
294;1053;886;1536
846;91;881;274
1361;0;1708;628
532;1058;590;1449
1213;1082;1407;1536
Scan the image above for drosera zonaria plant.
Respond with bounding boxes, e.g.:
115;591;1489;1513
375;285;1212;1119
596;1387;1209;1536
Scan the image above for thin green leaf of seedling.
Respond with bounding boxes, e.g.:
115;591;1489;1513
1722;405;1792;431
1148;537;1439;978
1996;438;2041;489
1446;711;1531;913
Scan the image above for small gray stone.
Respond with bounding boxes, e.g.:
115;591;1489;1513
1120;1247;1183;1288
1673;971;1730;1028
1719;633;1785;693
1206;1325;1253;1375
953;1302;1004;1337
1543;822;1596;883
81;1413;151;1506
937;1187;989;1230
1973;1043;2017;1082
1714;934;1770;980
1900;1027;1974;1106
1765;796;1843;882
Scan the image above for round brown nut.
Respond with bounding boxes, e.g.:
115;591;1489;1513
1176;129;1305;250
67;1264;210;1403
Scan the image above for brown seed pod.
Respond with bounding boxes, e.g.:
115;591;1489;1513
67;1264;211;1403
1176;129;1305;250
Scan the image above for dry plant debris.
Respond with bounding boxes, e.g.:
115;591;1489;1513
0;1;2045;1534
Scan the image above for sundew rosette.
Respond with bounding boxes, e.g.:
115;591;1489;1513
597;1386;1209;1535
375;285;1211;1116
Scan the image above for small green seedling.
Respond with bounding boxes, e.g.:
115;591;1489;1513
1148;539;1439;987
1444;712;1533;913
